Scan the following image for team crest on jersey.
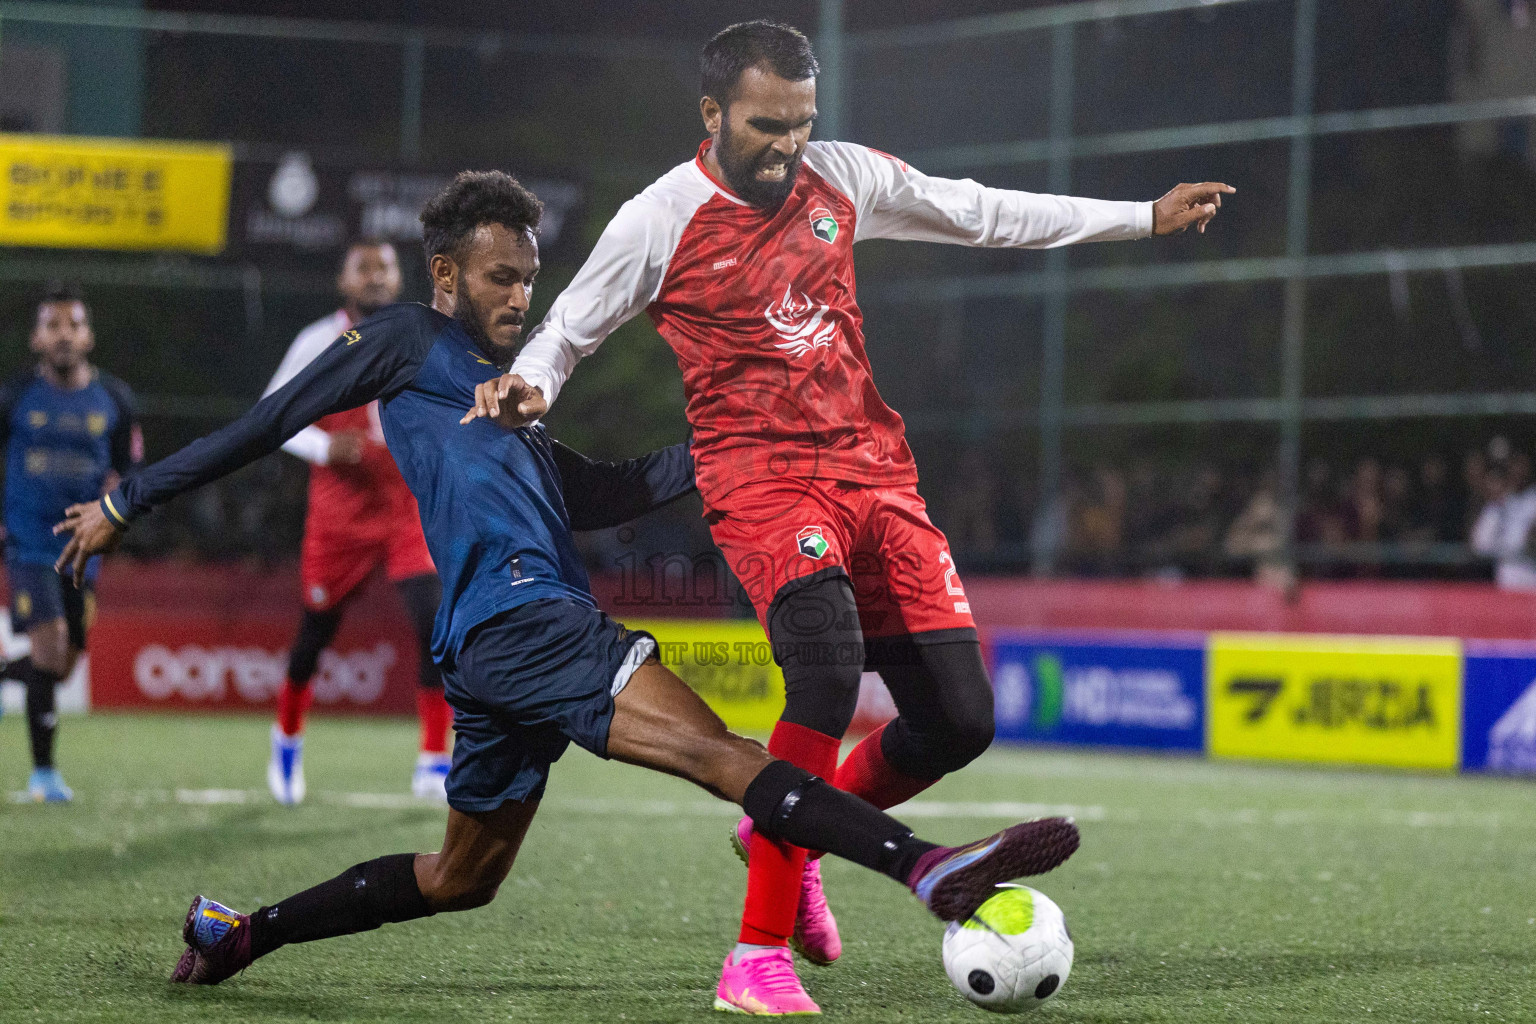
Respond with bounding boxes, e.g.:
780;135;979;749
87;413;107;436
797;526;830;559
343;329;362;345
809;206;838;244
765;284;837;358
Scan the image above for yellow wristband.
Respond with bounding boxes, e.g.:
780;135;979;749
101;493;130;528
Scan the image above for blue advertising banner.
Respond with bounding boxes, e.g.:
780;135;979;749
988;630;1205;751
1463;643;1536;774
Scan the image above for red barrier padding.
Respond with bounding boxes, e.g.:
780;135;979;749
21;563;1536;714
84;560;420;714
964;578;1536;640
57;562;725;714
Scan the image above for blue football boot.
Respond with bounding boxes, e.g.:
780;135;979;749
27;767;73;803
170;896;253;985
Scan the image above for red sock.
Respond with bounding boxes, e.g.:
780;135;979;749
275;678;313;738
416;686;453;756
738;720;841;946
834;722;937;810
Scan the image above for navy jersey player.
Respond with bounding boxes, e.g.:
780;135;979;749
55;171;1078;998
1;283;139;802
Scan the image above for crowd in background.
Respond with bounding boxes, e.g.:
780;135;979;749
121;435;1536;588
930;439;1535;583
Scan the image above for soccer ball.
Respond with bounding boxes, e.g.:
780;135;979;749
941;885;1074;1013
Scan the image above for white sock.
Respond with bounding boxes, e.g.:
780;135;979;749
732;942;783;960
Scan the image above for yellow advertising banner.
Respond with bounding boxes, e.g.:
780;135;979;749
0;133;232;253
626;618;785;733
1207;633;1462;770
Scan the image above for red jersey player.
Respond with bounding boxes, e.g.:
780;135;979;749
264;240;453;805
473;21;1232;1015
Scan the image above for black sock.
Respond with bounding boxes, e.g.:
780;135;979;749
4;655;32;681
742;760;938;885
248;853;434;960
23;664;63;770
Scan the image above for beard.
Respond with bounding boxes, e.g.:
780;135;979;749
44;346;83;376
453;289;522;365
716;119;802;210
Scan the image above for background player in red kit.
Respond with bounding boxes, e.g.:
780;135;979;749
471;21;1232;1015
264;239;452;805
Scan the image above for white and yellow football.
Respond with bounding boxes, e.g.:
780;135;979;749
941;885;1074;1013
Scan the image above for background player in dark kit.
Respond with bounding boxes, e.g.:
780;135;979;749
1;283;140;802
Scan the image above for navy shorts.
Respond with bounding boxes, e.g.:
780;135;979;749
442;599;657;811
8;560;93;649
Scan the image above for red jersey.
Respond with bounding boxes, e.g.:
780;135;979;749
514;140;1153;509
264;309;418;540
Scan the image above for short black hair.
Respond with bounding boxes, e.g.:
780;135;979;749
38;280;87;315
339;236;395;269
39;280;84;306
701;21;819;107
419;171;543;266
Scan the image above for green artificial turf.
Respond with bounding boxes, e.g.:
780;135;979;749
2;712;1533;1022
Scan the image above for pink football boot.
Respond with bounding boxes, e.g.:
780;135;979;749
733;816;842;966
714;947;821;1015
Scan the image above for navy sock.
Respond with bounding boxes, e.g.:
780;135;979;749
742;760;936;884
23;662;63;770
249;853;434;960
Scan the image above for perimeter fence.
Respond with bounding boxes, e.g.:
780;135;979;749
0;0;1531;577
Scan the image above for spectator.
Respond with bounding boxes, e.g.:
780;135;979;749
1223;468;1290;587
1298;459;1352;540
1379;463;1414;542
1469;451;1536;590
1121;459;1164;569
1068;464;1127;574
1348;458;1385;544
1406;454;1459;543
1146;464;1227;575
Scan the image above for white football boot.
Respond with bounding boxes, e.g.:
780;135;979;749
267;726;306;805
411;753;450;802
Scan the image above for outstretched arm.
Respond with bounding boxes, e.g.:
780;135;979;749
551;437;695;532
55;310;428;583
809;141;1233;247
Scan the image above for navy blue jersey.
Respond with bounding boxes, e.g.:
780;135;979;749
1;369;139;571
103;302;693;664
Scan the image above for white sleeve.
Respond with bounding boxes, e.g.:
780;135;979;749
809;141;1153;248
265;319;339;465
511;197;675;408
1470;503;1501;555
281;426;331;465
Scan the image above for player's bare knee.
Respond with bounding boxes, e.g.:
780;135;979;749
443;880;501;912
31;639;71;677
419;861;501;912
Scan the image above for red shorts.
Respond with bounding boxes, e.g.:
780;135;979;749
300;517;434;611
706;478;974;641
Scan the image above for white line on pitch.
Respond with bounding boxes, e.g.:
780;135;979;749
13;788;1529;830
